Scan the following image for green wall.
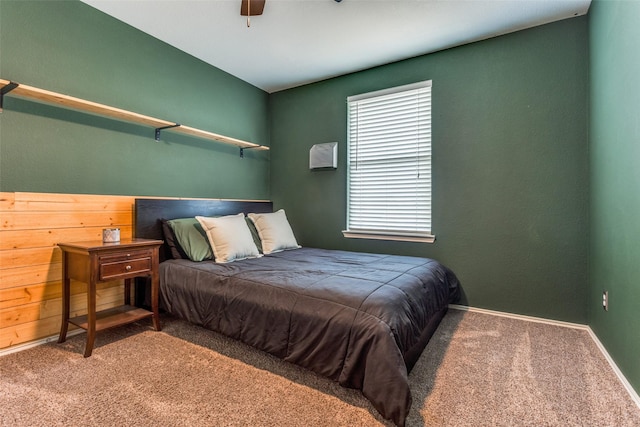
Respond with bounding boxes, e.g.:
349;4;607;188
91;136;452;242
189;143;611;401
270;18;590;323
2;0;637;400
0;0;269;199
589;0;640;396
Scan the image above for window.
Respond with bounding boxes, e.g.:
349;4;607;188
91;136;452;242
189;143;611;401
343;80;434;243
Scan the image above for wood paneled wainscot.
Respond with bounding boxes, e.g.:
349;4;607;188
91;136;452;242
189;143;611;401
0;192;136;351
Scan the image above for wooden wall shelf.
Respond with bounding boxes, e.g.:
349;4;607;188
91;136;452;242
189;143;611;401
0;79;269;153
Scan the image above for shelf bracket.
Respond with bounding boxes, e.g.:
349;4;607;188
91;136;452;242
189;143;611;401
154;123;181;142
0;81;19;112
239;146;260;158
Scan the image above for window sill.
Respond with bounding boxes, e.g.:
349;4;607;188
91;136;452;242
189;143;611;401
342;230;436;244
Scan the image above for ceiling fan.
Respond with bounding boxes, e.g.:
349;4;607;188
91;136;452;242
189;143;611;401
241;0;342;27
240;0;265;27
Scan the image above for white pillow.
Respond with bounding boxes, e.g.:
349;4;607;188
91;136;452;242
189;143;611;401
195;214;261;263
247;209;301;254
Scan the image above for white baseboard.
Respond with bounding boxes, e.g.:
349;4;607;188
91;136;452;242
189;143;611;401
449;304;589;330
449;304;640;410
0;329;83;358
586;327;640;409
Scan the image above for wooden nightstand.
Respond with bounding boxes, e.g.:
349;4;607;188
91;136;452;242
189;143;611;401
57;238;163;357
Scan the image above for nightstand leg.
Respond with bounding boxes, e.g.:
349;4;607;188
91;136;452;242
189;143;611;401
151;274;161;331
84;279;97;357
58;253;70;343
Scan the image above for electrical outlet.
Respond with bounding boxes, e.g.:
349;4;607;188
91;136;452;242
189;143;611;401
602;290;609;311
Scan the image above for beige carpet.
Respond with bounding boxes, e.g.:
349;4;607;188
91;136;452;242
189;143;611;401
1;309;639;426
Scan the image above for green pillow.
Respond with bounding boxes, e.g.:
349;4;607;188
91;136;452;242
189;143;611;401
166;218;213;262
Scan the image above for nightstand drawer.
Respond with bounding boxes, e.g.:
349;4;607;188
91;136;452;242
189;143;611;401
99;255;151;280
99;249;151;264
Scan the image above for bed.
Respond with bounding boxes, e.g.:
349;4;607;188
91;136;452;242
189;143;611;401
135;198;461;426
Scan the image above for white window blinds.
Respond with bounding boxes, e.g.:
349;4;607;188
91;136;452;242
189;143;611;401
344;80;433;242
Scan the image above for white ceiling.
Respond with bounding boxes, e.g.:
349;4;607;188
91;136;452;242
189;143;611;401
82;0;591;93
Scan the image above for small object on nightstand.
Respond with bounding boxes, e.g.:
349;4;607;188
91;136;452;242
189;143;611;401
102;228;120;242
57;238;163;357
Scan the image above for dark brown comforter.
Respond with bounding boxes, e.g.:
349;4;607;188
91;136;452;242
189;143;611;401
159;247;460;426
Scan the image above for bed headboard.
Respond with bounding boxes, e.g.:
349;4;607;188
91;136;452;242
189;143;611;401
135;198;273;262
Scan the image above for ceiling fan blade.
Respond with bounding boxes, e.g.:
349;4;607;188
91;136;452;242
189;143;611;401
241;0;265;16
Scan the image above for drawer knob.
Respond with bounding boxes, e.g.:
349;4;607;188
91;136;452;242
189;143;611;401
125;265;132;271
